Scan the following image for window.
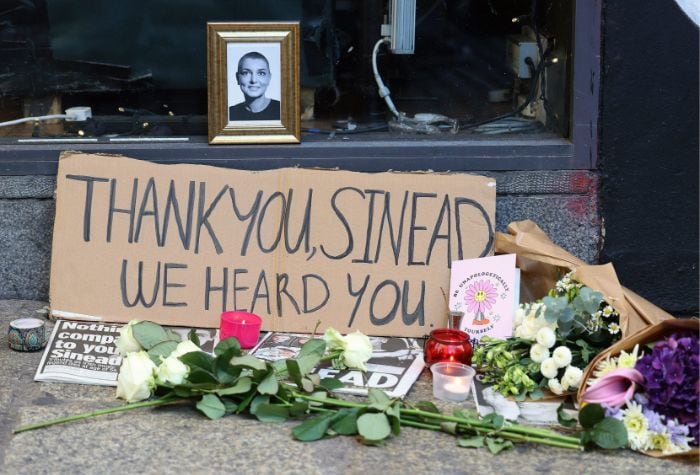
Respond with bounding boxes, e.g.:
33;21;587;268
0;1;598;172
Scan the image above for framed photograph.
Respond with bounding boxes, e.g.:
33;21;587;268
207;22;300;144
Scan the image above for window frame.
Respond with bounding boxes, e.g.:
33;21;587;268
0;1;599;175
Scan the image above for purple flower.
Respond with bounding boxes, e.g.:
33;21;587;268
636;331;700;445
643;408;664;433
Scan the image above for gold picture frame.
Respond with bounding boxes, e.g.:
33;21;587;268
207;22;300;144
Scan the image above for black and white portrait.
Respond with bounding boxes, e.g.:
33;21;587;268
227;43;282;123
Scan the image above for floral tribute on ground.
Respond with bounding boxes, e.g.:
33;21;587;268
15;320;599;453
581;332;699;455
473;273;622;400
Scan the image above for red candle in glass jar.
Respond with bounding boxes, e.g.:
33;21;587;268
423;328;472;367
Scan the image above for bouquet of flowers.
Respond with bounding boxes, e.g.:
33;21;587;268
580;320;699;456
473;272;622;399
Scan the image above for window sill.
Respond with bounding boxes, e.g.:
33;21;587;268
0;133;585;175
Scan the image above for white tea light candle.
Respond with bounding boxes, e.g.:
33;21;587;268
430;362;475;402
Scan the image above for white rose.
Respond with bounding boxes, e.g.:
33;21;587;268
548;377;564;395
561;365;583;389
323;328;346;351
540;357;558;379
171;340;201;358
116;351;156;403
552;346;573;368
115;320;142;356
156;355;189;386
529;344;550;363
341;331;373;371
535;327;556;349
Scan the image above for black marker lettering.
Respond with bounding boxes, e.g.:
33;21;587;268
346;273;370;327
257;191;285;254
426;195;451;266
302;274;329;313
229;188;263;256
162;179;195;250
162;263;187;307
204;266;228;311
251;270;271;314
408;192;436;266
133;177;161;245
320;187;362;260
283;188;313;254
66;174;109;242
369;280;400;326
120;259;160;308
108;178;138;243
374;190;409;265
401;280;425;326
353;189;383;264
232;268;249;311
276;273;300;317
454;197;495;262
194;183;227;255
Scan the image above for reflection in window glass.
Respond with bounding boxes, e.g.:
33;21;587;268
0;0;572;139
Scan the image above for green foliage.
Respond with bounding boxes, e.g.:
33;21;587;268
458;435;485;448
556;403;578;428
133;321;178;350
357;413;391;443
486;437;513;455
188;328;200;347
576;403;628;450
147;340;178;364
196;394;225;420
214;337;242;357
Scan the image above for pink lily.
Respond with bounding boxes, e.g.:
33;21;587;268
581;368;644;408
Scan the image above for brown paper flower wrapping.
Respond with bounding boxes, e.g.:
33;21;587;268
495;220;674;337
577;318;699;459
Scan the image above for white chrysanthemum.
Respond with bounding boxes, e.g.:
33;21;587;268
536;327;556;349
561;365;583;389
529;343;550;363
592;357;618;380
540;358;558;379
548;377;564;395
617;344;642;369
621;402;650;451
552;346;572;368
608;322;621;334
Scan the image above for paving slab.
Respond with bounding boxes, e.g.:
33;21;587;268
0;300;696;474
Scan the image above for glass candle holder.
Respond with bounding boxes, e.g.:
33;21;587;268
423;328;472;367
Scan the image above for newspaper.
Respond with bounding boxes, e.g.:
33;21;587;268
34;320;219;386
250;332;425;398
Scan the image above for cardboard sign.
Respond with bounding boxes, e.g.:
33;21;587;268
50;152;496;337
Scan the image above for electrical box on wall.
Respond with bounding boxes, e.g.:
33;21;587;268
507;35;539;78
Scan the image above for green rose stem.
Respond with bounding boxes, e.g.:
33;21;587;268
13;397;181;434
295;393;581;450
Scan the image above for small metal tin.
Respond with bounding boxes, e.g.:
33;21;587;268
8;317;48;352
